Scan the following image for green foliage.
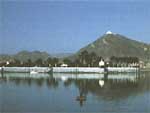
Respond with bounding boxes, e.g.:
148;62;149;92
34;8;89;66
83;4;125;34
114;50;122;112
45;57;59;67
74;50;103;67
63;58;72;66
110;56;139;67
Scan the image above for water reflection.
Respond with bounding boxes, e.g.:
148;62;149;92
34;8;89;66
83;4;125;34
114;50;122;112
0;72;150;111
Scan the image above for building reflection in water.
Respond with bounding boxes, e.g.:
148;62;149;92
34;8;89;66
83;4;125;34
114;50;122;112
0;72;150;107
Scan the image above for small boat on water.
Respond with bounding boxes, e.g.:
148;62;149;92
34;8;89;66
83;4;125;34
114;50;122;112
30;70;39;74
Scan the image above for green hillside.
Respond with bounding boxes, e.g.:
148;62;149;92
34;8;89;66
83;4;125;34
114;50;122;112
0;51;72;62
74;32;150;60
13;51;50;62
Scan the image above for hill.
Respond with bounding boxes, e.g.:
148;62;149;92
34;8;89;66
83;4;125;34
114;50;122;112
0;51;50;62
13;51;50;62
73;31;150;60
0;51;73;62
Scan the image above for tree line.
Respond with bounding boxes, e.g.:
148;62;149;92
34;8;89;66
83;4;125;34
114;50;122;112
0;50;139;67
0;57;59;67
109;56;139;67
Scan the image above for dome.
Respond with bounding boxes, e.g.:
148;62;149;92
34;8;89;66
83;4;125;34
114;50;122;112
106;31;113;35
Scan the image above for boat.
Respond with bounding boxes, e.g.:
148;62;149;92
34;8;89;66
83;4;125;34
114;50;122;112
30;70;38;74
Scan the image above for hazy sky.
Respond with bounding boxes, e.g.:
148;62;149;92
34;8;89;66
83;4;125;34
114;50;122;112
1;0;150;54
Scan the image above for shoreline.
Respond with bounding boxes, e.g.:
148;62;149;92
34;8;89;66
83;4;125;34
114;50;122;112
0;67;141;74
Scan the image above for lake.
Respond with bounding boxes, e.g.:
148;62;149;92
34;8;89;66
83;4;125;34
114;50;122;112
0;72;150;113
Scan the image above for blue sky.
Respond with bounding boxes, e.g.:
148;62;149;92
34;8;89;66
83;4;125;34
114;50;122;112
1;0;150;54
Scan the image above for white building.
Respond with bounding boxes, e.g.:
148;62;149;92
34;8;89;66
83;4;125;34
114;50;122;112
61;63;68;67
99;60;105;67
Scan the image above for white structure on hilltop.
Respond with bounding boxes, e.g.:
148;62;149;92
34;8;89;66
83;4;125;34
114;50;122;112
106;31;113;35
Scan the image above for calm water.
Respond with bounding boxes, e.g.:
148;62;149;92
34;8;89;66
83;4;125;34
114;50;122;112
0;72;150;113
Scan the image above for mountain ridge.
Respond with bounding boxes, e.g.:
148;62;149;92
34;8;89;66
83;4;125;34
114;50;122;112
72;32;150;60
0;51;72;62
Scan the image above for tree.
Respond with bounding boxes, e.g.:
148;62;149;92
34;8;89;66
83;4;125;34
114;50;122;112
79;50;89;66
89;52;97;67
63;58;72;67
77;51;102;67
35;58;43;66
47;57;52;67
74;59;80;67
26;59;32;67
14;59;21;66
51;57;59;67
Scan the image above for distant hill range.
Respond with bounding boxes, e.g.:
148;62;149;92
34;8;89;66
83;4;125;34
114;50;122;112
0;51;72;62
0;31;150;62
72;31;150;60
